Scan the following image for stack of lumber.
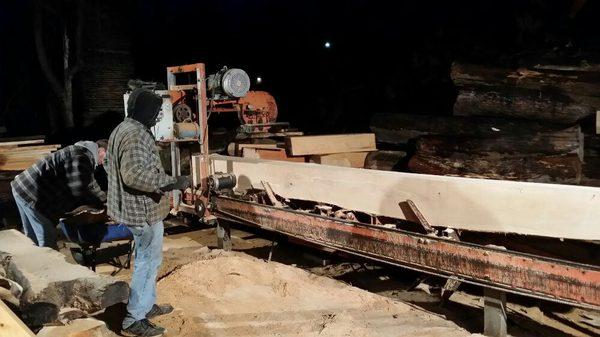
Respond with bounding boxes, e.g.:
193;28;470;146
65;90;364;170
370;61;600;184
0;136;60;171
232;133;380;168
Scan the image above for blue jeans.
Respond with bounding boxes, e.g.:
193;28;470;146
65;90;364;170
122;221;164;329
12;189;58;249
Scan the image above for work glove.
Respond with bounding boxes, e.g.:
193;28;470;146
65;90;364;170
159;176;192;192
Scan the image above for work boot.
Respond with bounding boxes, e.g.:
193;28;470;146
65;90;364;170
146;303;174;319
122;318;165;337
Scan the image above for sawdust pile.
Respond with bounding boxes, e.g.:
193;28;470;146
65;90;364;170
155;250;469;337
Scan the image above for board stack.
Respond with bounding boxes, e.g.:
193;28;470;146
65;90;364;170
0;136;60;204
230;133;390;169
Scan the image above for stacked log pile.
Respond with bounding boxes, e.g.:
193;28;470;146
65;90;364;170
371;61;600;185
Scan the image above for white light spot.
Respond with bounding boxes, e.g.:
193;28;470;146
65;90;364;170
256;77;262;84
324;41;331;48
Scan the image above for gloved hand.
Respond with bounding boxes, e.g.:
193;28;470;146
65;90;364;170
174;176;192;190
159;176;192;192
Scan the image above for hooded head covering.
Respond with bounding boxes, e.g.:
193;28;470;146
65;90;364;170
74;141;99;167
127;88;163;128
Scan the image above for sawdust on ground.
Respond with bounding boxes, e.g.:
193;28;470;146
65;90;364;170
154;249;471;337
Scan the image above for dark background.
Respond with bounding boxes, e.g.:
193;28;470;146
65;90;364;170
1;0;599;144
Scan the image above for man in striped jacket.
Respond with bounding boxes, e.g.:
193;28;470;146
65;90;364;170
108;88;190;337
11;140;108;249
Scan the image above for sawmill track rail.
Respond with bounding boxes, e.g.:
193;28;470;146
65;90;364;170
214;196;600;310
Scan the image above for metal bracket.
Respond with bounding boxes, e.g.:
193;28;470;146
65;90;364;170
484;288;507;337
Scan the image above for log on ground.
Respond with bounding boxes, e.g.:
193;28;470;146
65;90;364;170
370;113;577;145
415;130;582;158
408;153;581;184
0;230;128;315
451;62;600;106
364;150;407;171
454;88;596;124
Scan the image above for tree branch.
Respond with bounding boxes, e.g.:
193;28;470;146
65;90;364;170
68;0;85;78
34;2;64;100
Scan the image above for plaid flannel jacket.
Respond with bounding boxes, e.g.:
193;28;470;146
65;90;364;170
107;118;176;226
11;145;106;221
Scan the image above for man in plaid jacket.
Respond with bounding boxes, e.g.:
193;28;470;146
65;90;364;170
11;140;108;249
108;88;190;337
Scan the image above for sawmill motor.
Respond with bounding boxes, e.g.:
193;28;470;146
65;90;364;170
207;67;251;100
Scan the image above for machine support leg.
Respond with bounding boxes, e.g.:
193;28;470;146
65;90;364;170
484;288;507;337
216;221;232;251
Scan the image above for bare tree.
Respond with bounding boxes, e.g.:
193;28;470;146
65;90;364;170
34;0;84;128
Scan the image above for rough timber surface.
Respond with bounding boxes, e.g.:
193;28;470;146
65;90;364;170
210;154;600;240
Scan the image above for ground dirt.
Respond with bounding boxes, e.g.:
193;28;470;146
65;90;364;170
153;249;469;337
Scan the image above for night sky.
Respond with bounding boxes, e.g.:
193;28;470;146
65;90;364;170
1;0;599;143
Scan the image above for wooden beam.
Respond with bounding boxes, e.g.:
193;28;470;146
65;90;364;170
285;134;376;156
309;152;369;168
209;155;600;240
242;148;305;162
0;299;35;337
0;139;44;147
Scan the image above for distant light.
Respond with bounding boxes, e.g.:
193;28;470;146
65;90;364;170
256;77;262;84
324;41;331;48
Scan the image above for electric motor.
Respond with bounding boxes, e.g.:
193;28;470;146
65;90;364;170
207;67;251;99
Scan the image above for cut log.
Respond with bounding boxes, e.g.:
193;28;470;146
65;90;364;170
454;88;596;124
242;148;305;162
364;151;407;171
451;63;600;106
209;154;600;240
0;230;128;316
407;153;581;184
370;113;577;145
415;131;582;158
285;134;376;156
309;152;369;168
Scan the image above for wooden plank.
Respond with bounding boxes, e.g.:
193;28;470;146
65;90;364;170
242;148;305;162
0;299;35;337
0;145;59;153
0;139;44;147
309;152;368;168
236;143;281;156
209;154;600;240
285;134;376;156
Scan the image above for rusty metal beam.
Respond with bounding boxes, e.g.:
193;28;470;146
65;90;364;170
214;196;600;310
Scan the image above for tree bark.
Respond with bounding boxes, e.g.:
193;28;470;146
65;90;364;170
364;150;406;171
454;88;596;124
415;129;582;158
451;63;600;105
408;153;581;184
370;113;579;144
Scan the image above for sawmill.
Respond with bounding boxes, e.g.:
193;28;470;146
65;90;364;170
0;1;599;337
